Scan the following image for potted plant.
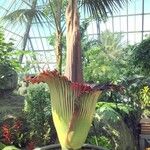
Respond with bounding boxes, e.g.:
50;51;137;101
26;70;108;150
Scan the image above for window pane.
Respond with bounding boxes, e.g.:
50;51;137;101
143;32;150;39
135;15;142;31
105;18;113;32
87;21;98;34
120;17;127;32
144;0;150;13
128;0;136;14
144;15;150;31
113;17;121;32
135;0;142;14
128;16;135;32
128;33;142;44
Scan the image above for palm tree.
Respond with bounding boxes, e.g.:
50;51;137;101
2;0;67;74
2;0;47;65
65;0;130;82
2;0;130;81
45;0;67;74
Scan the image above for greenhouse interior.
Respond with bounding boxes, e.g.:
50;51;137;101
0;0;150;150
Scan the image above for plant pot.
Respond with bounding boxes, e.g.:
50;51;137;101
34;144;108;150
140;118;150;134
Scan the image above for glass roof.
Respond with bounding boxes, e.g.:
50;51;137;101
0;0;55;73
0;0;150;74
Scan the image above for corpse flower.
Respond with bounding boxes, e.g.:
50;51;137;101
26;70;101;150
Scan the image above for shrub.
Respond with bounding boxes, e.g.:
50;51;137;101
87;102;137;150
0;142;6;149
83;30;126;83
139;86;150;117
86;135;112;149
0;116;30;149
132;37;150;75
24;83;57;146
0;28;21;70
140;86;150;108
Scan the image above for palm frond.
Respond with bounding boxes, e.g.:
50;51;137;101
2;9;48;26
80;0;130;19
2;9;30;24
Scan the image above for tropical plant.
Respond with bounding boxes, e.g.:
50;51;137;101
83;30;125;83
0;28;34;75
2;0;66;73
86;135;112;149
24;83;56;146
122;76;150;106
0;116;31;149
140;86;150;109
48;33;66;73
0;28;20;69
0;142;6;149
48;18;92;73
0;29;19;94
131;37;150;76
2;0;47;65
45;0;67;73
26;70;102;149
121;44;139;77
46;0;129;78
90;102;137;150
2;0;130;81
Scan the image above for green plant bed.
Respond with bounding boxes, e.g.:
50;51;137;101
34;144;108;150
89;102;137;150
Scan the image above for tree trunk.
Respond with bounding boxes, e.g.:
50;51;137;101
65;0;83;82
55;30;62;74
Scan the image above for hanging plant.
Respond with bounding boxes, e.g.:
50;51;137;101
26;70;102;150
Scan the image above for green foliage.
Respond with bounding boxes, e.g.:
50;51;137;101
24;83;56;146
0;29;16;69
122;76;150;107
80;19;98;54
48;33;66;52
24;83;51;113
2;0;47;27
0;116;30;148
140;86;150;108
132;37;150;75
79;0;128;20
96;102;133;114
44;0;67;24
83;30;126;83
0;28;32;73
0;142;6;149
86;135;112;149
88;102;136;150
122;44;137;74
